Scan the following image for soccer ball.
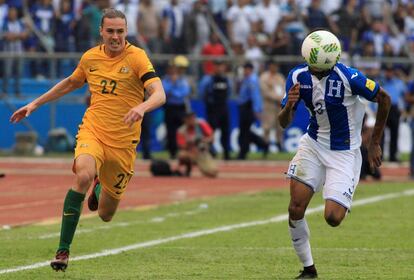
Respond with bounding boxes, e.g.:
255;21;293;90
301;30;341;70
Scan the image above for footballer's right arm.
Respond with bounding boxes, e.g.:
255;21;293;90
367;88;391;169
10;76;84;123
278;83;300;128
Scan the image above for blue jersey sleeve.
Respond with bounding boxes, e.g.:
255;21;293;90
281;69;300;109
348;68;379;101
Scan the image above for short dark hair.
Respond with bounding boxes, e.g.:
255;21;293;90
100;8;127;27
243;62;254;69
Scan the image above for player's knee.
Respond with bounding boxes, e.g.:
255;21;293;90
75;171;94;192
288;202;306;220
324;212;343;227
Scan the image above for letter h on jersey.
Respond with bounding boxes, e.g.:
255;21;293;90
327;80;342;98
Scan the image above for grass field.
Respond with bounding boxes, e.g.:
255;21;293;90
0;182;413;279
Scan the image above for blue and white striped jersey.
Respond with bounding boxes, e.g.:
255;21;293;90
282;63;380;151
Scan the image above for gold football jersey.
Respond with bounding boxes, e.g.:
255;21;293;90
70;43;159;148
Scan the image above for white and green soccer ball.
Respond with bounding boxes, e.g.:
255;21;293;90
301;30;341;70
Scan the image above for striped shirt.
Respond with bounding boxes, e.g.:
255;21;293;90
282;63;379;150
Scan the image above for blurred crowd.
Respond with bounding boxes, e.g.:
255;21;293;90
2;1;414;65
3;0;414;78
1;0;414;178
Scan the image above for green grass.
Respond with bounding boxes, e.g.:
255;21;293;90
0;182;413;279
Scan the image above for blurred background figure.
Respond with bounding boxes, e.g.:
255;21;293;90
199;60;232;160
2;6;28;97
162;55;191;159
226;0;257;48
380;64;406;162
28;0;56;79
54;0;75;53
161;0;186;54
115;0;139;46
176;112;217;177
237;62;267;160
185;0;210;56
138;0;162;53
201;32;226;75
303;0;338;33
244;33;264;72
259;60;285;153
54;0;76;77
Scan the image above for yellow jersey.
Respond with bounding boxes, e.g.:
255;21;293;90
70;43;160;148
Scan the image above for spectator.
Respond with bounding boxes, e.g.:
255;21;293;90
237;62;267;159
269;20;296;76
244;33;264;73
55;0;76;77
208;0;228;35
162;56;191;159
161;0;186;54
200;32;226;75
332;0;360;53
185;0;210;55
199;60;232;160
320;0;341;16
30;0;56;79
255;0;281;38
73;2;93;52
176;112;218;177
269;19;290;55
31;0;55;46
363;0;391;20
280;0;306;39
0;0;8;28
116;0;139;46
54;0;75;53
2;6;28;96
303;0;338;33
380;64;407;162
361;18;390;56
259;60;285;152
353;41;381;75
79;0;102;48
404;3;414;37
226;0;257;48
138;0;162;53
251;19;271;54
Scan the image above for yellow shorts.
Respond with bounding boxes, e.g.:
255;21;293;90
74;129;136;200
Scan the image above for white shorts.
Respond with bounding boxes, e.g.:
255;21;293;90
287;134;362;210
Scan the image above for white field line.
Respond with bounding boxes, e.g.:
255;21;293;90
0;189;413;275
154;246;414;253
36;206;209;239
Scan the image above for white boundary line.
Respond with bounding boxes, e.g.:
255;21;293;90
1;189;413;275
36;204;209;239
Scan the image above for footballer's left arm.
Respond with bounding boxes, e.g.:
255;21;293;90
368;88;391;169
123;80;166;126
